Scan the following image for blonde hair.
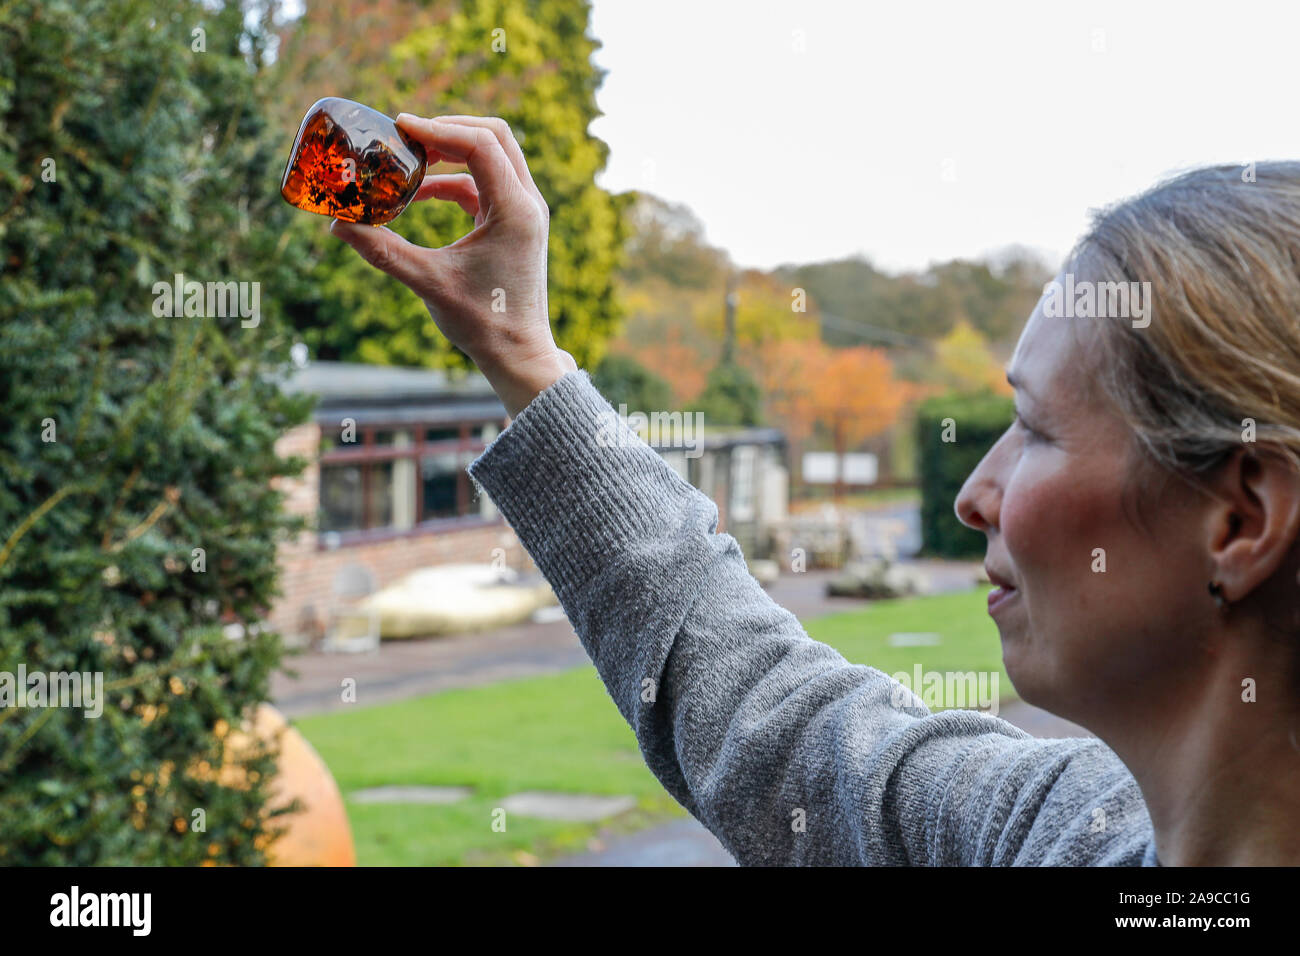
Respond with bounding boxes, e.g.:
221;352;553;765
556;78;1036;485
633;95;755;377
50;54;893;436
1069;163;1300;503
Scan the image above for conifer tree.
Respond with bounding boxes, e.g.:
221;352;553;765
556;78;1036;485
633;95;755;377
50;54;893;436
0;0;311;864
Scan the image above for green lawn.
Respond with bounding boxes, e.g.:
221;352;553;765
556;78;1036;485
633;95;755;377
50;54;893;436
293;586;1009;866
806;587;1012;686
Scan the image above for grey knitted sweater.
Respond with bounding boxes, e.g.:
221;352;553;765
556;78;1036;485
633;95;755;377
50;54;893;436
468;370;1159;866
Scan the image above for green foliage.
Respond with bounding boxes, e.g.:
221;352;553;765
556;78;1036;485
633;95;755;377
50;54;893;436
692;360;763;427
0;0;311;864
591;353;673;413
276;0;630;371
916;391;1014;558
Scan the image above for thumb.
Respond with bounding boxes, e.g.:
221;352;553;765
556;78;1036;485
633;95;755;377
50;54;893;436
330;220;437;296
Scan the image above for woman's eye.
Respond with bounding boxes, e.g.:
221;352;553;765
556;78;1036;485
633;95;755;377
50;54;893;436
1015;412;1044;442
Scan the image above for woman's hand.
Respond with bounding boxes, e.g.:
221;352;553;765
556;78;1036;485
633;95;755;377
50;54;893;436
330;113;577;418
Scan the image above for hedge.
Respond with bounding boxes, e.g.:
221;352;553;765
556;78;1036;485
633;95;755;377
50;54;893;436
0;0;311;864
916;391;1015;558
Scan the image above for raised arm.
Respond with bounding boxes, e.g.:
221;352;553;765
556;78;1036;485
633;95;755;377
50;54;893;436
464;366;997;864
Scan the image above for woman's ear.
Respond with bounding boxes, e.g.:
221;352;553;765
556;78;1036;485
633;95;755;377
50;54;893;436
1207;446;1300;603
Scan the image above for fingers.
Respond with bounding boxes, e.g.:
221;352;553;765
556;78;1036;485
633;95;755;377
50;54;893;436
414;173;479;219
421;114;540;198
330;220;438;297
396;113;540;208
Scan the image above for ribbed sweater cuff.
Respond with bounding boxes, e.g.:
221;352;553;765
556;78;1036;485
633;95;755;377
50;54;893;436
465;370;698;597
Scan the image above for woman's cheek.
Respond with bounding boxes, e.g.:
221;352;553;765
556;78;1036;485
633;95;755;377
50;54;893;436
999;465;1047;573
1001;458;1088;590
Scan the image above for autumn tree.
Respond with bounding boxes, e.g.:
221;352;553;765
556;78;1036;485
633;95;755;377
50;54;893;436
746;340;816;438
812;348;910;498
611;282;719;403
717;269;821;348
748;340;911;497
616;243;821;407
933;319;1013;395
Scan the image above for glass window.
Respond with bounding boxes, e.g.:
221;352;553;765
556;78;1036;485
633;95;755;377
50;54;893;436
319;464;364;532
424;426;461;444
421;452;462;520
374;429;413;447
368;461;395;528
730;446;756;522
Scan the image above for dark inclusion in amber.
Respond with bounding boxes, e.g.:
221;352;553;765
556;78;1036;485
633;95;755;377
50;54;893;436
280;97;427;225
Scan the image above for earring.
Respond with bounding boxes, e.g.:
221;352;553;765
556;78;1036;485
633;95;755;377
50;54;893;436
1208;580;1228;610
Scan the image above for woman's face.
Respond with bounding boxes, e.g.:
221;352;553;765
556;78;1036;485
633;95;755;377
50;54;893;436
955;290;1211;726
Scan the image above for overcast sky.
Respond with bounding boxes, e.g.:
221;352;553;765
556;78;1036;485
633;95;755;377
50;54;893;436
587;0;1300;273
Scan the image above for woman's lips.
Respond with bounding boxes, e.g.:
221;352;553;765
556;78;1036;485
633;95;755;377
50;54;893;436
987;585;1018;615
984;564;1018;616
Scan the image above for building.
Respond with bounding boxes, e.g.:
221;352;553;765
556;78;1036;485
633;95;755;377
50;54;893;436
654;425;789;560
270;361;789;645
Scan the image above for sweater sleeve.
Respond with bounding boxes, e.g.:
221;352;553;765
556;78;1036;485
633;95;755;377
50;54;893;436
466;370;1153;866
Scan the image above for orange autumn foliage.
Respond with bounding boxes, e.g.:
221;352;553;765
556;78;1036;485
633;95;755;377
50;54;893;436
749;340;912;450
610;326;712;404
815;347;912;454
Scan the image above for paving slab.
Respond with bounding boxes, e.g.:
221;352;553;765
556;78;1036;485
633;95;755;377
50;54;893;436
499;791;639;822
349;785;474;805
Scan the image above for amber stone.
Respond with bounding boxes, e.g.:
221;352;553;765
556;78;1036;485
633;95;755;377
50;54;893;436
280;97;427;225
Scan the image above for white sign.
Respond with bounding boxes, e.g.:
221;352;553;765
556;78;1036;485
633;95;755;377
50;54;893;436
802;452;878;485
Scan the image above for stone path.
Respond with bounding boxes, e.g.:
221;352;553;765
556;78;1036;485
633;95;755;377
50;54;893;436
272;611;590;718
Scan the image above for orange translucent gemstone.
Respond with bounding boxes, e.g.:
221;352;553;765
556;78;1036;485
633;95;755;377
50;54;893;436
280;97;427;225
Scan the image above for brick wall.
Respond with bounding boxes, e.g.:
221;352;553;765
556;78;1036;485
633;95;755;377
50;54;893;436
268;422;531;645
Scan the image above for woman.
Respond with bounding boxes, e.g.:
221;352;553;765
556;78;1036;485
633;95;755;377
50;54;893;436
332;115;1300;865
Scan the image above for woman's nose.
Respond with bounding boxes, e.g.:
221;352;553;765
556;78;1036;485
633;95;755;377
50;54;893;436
955;446;1003;533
